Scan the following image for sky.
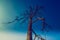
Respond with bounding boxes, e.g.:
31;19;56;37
0;0;60;40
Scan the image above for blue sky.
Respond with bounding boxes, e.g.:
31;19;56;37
0;0;60;40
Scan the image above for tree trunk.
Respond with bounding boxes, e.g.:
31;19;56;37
27;17;32;40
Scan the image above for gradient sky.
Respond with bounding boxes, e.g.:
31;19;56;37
0;0;60;40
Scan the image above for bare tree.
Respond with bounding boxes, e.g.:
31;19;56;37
4;5;52;40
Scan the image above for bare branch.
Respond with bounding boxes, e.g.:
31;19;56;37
3;16;25;24
33;19;38;23
33;17;44;24
32;5;44;17
32;29;45;40
20;16;28;24
37;17;44;20
35;17;52;32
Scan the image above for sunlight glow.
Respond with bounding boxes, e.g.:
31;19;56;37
0;31;58;40
0;32;27;40
0;2;4;29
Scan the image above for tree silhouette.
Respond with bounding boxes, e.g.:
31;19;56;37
4;5;52;40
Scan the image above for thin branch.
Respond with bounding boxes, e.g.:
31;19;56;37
3;16;25;24
35;17;52;32
33;19;38;23
32;29;45;40
20;17;28;24
32;5;44;17
37;17;44;20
